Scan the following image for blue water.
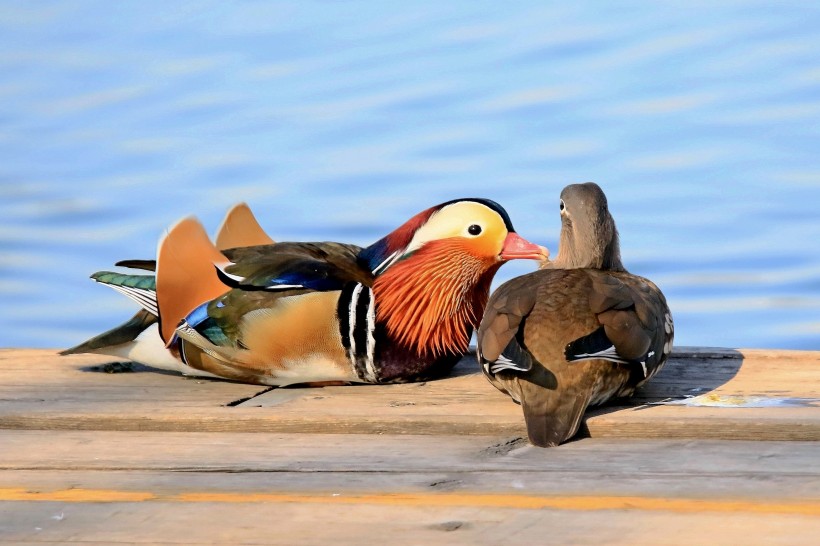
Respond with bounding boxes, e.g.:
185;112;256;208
1;1;819;350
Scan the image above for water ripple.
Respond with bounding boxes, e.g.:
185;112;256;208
1;1;819;350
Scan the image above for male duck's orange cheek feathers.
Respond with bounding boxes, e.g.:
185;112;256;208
155;217;232;344
372;240;496;359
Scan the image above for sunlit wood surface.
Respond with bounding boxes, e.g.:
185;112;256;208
1;348;818;545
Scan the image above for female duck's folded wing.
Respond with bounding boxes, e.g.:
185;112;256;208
477;272;539;377
564;271;670;382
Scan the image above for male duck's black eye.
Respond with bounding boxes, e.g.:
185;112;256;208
468;224;482;236
559;199;565;212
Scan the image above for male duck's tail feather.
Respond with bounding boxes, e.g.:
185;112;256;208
91;272;158;316
60;309;157;355
115;259;156;271
62;203;273;360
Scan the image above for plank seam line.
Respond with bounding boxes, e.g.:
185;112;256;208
224;386;276;407
3;468;820;479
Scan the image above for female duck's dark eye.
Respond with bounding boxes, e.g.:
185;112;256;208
559;199;565;212
468;224;482;236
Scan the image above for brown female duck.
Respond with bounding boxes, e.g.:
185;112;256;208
477;182;673;447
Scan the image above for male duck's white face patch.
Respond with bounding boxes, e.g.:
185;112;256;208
403;201;507;256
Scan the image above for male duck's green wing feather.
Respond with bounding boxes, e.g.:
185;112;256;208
60;271;160;356
89;272;158;315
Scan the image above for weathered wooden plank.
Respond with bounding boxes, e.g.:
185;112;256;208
2;430;819;476
585;404;820;441
633;347;820;400
2;466;819;506
2;348;820;440
0;432;818;545
3;498;818;546
0;349;265;403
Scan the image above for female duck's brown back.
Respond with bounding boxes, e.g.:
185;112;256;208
477;182;673;447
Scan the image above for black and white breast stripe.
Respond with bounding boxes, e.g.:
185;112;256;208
337;282;377;382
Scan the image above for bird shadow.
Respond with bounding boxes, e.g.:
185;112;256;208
576;347;745;437
78;361;179;376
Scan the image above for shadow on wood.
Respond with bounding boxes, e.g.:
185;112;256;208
578;349;744;438
3;348;820;441
562;348;746;441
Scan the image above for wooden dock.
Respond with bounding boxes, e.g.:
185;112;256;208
1;347;819;545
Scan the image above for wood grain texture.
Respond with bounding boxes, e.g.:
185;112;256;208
2;348;819;439
1;348;820;544
3;499;817;546
0;432;818;545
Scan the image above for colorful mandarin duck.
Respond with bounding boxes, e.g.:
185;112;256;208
477;183;673;447
65;198;547;386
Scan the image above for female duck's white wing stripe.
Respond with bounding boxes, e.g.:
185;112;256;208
568;345;627;362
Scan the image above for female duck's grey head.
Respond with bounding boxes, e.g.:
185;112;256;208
552;182;625;271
